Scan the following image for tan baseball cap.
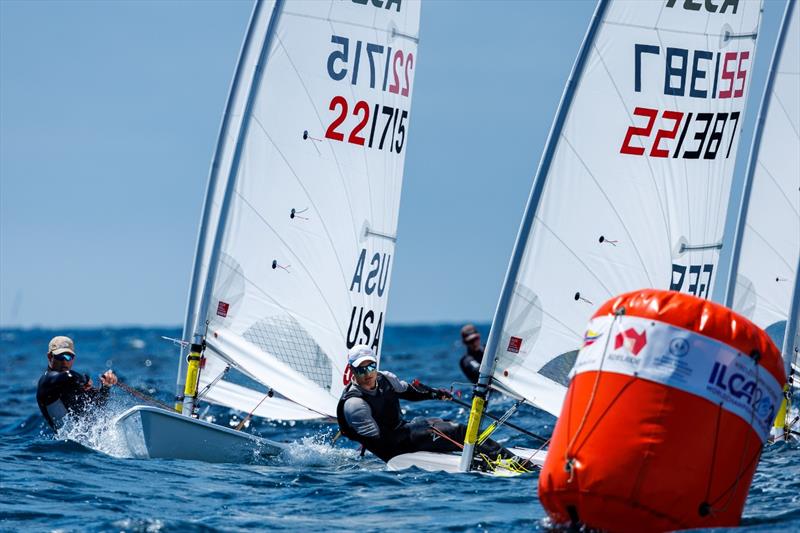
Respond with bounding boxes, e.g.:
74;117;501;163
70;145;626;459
461;324;480;343
48;336;76;356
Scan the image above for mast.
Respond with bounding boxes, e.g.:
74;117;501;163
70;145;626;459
458;0;611;472
174;0;267;413
183;0;286;415
783;254;800;381
720;0;797;309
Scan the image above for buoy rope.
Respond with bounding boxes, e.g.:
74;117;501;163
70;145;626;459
567;376;636;457
563;310;621;481
709;447;762;510
708;354;762;514
702;401;724;509
117;380;174;411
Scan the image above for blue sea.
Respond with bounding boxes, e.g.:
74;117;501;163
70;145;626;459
1;325;798;532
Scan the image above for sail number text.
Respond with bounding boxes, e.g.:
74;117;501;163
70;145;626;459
671;263;713;299
328;35;414;96
620;108;739;160
635;45;749;99
325;96;409;153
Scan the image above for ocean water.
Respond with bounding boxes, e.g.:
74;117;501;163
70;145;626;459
0;325;798;532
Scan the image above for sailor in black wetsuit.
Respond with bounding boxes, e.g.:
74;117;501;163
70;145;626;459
459;324;484;384
337;345;520;468
36;336;118;431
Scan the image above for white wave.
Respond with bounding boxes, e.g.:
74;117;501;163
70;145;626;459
53;397;135;459
279;432;374;470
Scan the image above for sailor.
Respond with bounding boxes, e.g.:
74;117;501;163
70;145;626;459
337;345;524;470
36;336;118;430
459;324;484;383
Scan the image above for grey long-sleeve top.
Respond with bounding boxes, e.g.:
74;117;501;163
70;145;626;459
342;371;410;438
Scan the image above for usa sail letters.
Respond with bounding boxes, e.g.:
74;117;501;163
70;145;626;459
346;249;391;351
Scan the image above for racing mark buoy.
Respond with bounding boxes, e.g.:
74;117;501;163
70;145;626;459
538;289;785;532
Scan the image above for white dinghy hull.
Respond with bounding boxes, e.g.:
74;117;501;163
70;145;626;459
387;447;547;477
115;406;285;463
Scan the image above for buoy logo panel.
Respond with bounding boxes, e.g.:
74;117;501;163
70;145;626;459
571;314;783;440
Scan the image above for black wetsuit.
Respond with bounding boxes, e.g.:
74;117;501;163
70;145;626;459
336;373;512;462
36;369;110;430
459;346;484;384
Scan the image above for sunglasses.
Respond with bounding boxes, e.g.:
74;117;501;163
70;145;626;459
53;353;74;362
352;362;377;376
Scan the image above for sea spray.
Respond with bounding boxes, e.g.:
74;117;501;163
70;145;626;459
53;396;137;459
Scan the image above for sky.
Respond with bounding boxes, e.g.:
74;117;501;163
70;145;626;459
0;0;788;328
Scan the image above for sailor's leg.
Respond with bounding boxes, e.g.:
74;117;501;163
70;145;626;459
406;418;463;453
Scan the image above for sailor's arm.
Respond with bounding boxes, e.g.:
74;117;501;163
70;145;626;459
343;397;381;438
381;371;450;401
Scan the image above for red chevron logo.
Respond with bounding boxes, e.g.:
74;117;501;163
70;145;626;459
614;327;647;356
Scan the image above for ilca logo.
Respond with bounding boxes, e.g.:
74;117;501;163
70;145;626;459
614;327;647;356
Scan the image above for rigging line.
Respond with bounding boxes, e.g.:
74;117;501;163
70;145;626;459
533;213;617;299
116;381;174;412
448;396;549;444
196;365;230;401
560;135;655;288
477;400;523;445
235;388;273;431
240;121;348;341
271;38;362;250
755;160;800;218
592;42;673;264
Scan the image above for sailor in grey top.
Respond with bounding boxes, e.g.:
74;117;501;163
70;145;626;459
342;371;413;438
336;344;521;466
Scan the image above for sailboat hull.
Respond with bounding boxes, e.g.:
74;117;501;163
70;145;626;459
115;405;285;463
387;447;547;477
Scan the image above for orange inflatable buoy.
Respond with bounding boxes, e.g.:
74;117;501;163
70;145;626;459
538;289;785;532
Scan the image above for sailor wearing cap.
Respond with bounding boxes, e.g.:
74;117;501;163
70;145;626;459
336;344;518;465
459;324;484;383
36;336;118;430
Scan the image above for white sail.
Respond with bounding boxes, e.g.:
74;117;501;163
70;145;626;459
485;0;764;417
186;0;420;419
199;350;323;421
727;0;799;361
176;0;278;406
